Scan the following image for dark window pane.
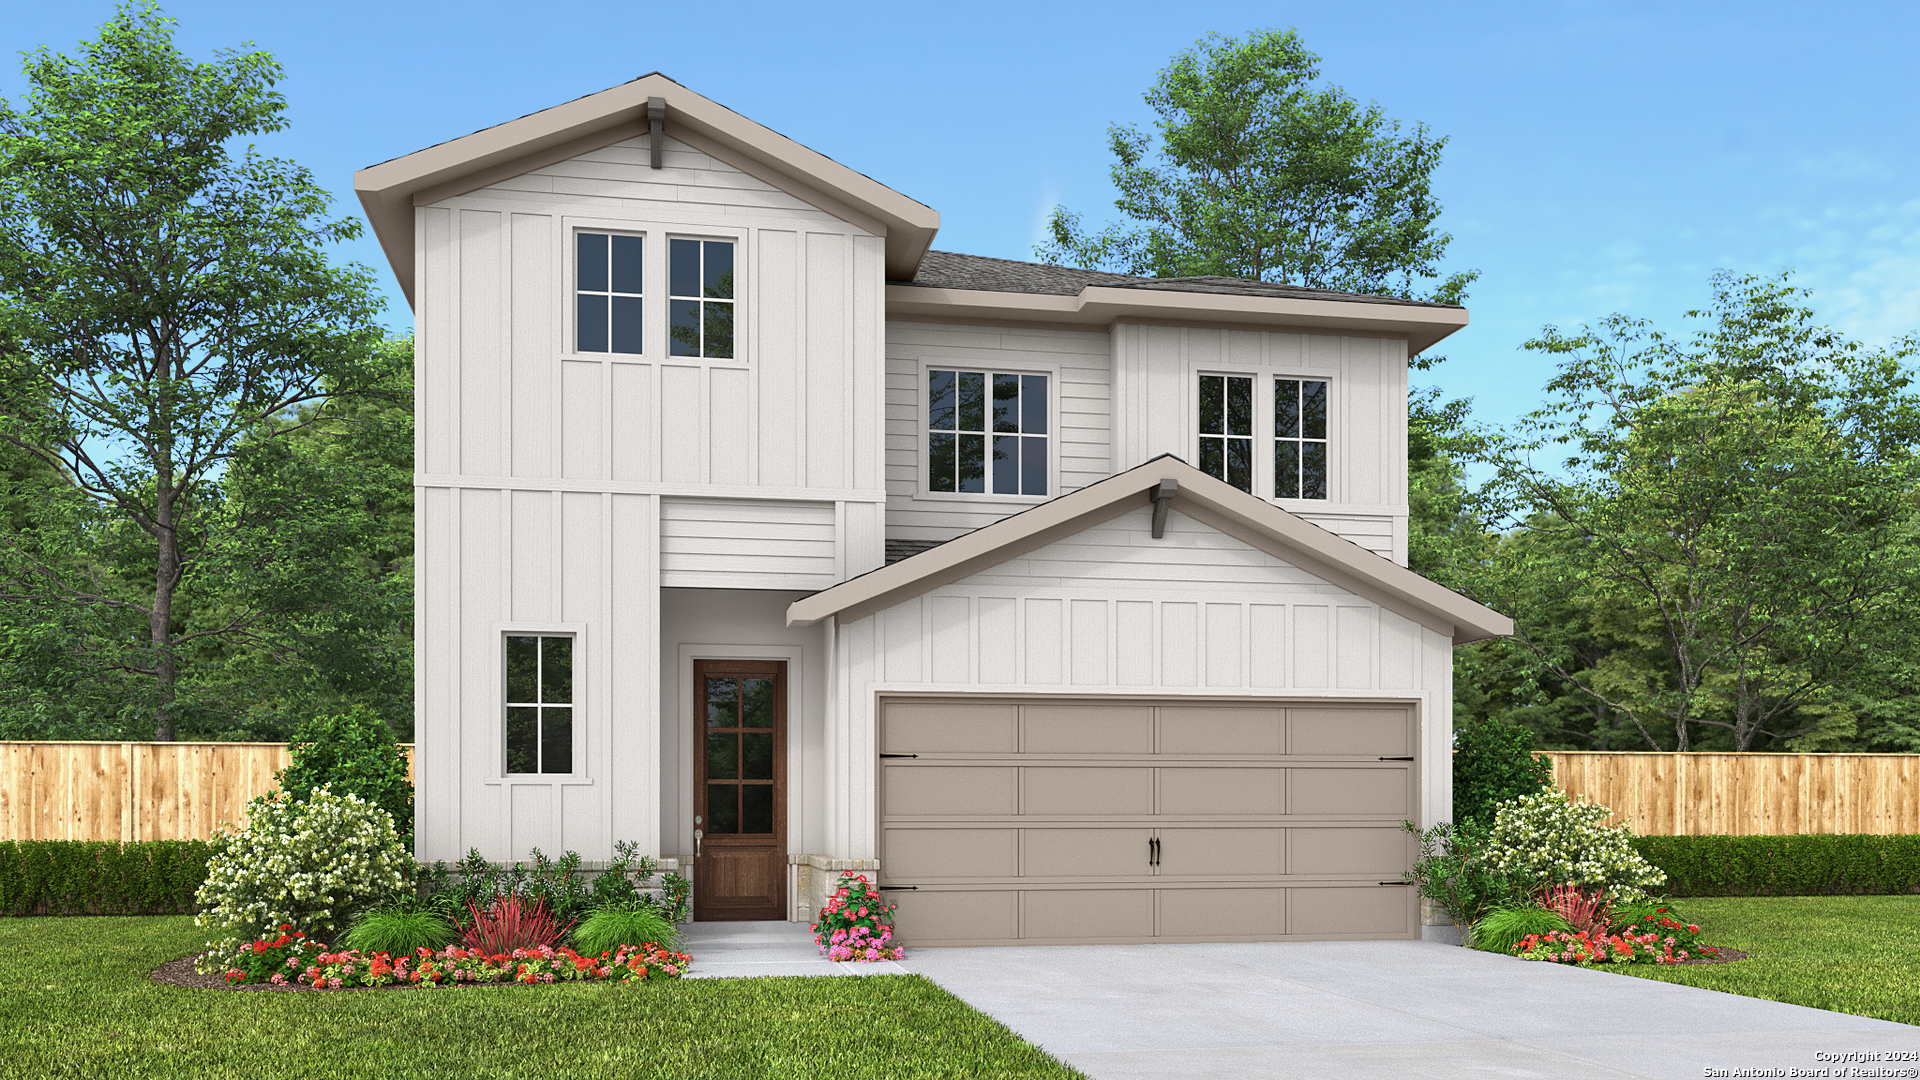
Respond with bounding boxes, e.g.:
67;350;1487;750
740;678;774;727
610;296;643;354
929;432;956;492
610;234;643;294
506;637;539;703
993;434;1019;494
576;294;607;353
1022;435;1047;496
670;238;700;297
928;370;955;430
958;372;985;431
705;678;737;727
706;732;739;780
993;374;1020;433
1022;375;1048;434
741;784;773;834
1199;437;1223;480
506;707;538;774
542;708;572;773
1276;380;1300;438
1227;438;1251;492
1302;441;1328;499
743;732;774;780
1303;381;1328;440
540;637;571;703
707;784;739;833
957;433;985;492
670;298;700;356
1276;442;1300;499
704;241;734;298
1199;376;1222;435
577;232;607;293
1227;377;1252;436
705;300;733;359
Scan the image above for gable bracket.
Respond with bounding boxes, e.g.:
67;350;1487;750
648;97;665;169
1151;479;1177;539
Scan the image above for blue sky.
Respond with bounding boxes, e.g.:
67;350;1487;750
5;0;1916;429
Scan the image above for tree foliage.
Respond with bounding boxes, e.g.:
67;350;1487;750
274;705;413;844
1037;28;1476;310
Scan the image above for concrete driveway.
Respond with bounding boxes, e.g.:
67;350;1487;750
896;939;1920;1080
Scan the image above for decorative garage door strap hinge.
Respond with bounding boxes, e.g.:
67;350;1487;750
878;885;919;891
879;753;918;759
1377;756;1414;761
1378;881;1411;886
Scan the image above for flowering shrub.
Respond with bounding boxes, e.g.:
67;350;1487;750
220;926;690;988
1482;792;1667;903
810;873;904;962
194;787;412;974
1513;928;1714;965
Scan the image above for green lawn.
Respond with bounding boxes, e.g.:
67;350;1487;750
1604;895;1920;1026
0;916;1086;1080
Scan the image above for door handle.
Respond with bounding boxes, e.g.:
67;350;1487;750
693;828;703;858
1148;837;1160;867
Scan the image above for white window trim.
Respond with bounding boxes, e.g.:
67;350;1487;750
558;218;748;364
488;622;591;785
913;356;1060;503
1271;372;1335;506
1188;369;1338;505
665;229;747;363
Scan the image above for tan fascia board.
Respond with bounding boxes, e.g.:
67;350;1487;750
885;284;1468;355
787;456;1512;644
355;74;940;308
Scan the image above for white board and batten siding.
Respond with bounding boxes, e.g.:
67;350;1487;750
824;505;1455;860
413;132;888;862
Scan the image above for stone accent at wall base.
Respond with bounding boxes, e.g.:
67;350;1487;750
788;854;881;924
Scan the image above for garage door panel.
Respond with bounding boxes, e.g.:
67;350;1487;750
883;702;1017;754
893;889;1018;944
1024;828;1152;878
1161;888;1286;938
882;827;1017;880
1023;888;1154;941
1156;827;1284;876
882;765;1017;817
1288;708;1412;757
1023;705;1153;754
1289;827;1413;876
1289;768;1411;816
1022;767;1152;815
1290;886;1415;937
1160;767;1284;816
1158;706;1285;755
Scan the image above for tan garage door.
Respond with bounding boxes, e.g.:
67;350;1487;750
877;698;1419;946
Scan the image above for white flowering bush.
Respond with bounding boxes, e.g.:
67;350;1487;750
193;787;412;973
1481;791;1667;903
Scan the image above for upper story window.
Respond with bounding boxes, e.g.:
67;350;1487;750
670;239;734;358
928;369;1048;496
1275;378;1329;500
505;634;573;775
576;232;643;354
1198;374;1253;492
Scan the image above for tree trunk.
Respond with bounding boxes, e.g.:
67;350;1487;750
151;483;178;742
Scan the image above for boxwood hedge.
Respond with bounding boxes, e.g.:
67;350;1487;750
1633;833;1920;897
0;840;210;915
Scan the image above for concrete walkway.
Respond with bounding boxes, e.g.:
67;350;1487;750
678;923;1920;1079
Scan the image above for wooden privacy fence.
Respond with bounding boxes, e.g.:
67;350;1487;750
0;741;416;843
1543;752;1920;836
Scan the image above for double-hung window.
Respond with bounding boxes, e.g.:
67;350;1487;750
670;239;734;358
1197;374;1254;492
1275;378;1329;500
928;369;1048;495
575;233;643;354
505;635;573;775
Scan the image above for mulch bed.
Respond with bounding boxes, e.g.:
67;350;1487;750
1672;946;1749;965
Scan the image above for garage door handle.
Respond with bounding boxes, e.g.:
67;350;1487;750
1149;837;1160;866
1378;756;1414;761
880;753;918;759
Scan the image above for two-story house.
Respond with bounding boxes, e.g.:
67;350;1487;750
354;74;1510;947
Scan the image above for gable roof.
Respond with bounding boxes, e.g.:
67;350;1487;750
787;455;1512;644
354;73;940;308
907;251;1462;308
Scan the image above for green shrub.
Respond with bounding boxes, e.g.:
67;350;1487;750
1469;905;1572;954
1401;820;1529;932
193;787;413;972
1482;791;1667;902
340;901;456;955
275;706;413;844
572;902;679;958
1633;833;1920;897
0;840;210;915
1452;718;1553;830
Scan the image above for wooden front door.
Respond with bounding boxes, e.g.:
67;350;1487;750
693;659;787;920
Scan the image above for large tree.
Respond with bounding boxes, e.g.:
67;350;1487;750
1037;28;1476;311
0;4;386;740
